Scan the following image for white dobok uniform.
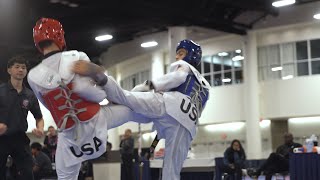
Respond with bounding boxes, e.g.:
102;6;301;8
27;50;149;180
101;60;211;180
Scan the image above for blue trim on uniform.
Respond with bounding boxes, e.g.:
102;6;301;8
171;74;209;111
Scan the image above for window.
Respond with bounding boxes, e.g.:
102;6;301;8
296;41;308;60
312;61;320;74
203;56;212;74
258;39;320;81
120;70;150;90
297;62;309;76
311;39;320;59
295;41;309;76
200;50;244;87
258;45;282;81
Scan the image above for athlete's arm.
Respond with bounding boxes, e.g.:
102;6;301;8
151;63;190;92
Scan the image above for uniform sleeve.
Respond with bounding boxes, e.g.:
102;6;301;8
27;75;47;107
29;91;43;120
0;86;9;124
79;51;90;61
72;51;107;102
152;63;190;92
72;74;107;103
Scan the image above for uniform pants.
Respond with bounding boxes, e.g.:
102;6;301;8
121;154;134;180
102;77;193;180
55;104;150;180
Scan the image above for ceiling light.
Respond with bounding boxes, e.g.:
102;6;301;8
260;120;271;128
60;0;69;5
95;34;113;41
218;52;228;57
271;66;283;71
69;3;79;8
289;117;320;124
235;49;241;53
49;0;60;3
272;0;295;7
222;78;231;83
141;41;158;48
313;13;320;20
282;75;293;80
232;55;244;61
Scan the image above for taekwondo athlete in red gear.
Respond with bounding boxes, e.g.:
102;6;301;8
27;18;151;180
73;39;211;180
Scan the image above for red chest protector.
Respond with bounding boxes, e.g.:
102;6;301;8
42;83;100;129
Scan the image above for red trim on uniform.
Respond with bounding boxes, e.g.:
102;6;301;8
42;83;100;129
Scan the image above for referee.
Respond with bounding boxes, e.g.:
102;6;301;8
0;56;44;180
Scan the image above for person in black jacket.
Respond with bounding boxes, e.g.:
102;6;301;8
223;139;246;180
31;142;53;180
248;132;302;180
120;129;134;180
43;126;57;162
0;56;45;180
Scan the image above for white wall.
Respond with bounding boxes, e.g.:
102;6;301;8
101;31;168;67
192;120;272;159
256;22;320;47
27;101;56;133
200;85;245;124
288;117;320;145
200;35;243;56
260;70;320;119
254;21;320;119
114;53;152;80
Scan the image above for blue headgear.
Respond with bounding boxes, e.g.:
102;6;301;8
176;39;202;67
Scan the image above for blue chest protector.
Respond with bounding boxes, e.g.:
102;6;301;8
171;74;209;116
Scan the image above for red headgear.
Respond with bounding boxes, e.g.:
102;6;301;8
33;18;66;53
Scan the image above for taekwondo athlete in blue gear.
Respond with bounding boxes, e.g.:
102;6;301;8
72;39;211;180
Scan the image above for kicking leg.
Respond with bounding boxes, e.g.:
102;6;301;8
72;60;166;118
103;78;166;118
101;104;153;129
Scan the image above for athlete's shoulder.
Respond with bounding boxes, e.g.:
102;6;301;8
169;60;190;72
63;50;90;62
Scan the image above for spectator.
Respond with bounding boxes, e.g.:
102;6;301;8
99;140;113;160
223;139;246;180
248;132;302;180
31;142;53;180
0;56;44;180
120;129;134;180
43;126;57;162
107;141;112;152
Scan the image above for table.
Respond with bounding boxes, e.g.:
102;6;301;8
150;158;215;168
290;153;320;180
93;158;215;180
149;158;215;180
93;162;121;180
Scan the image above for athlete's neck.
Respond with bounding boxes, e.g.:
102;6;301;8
43;44;61;56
